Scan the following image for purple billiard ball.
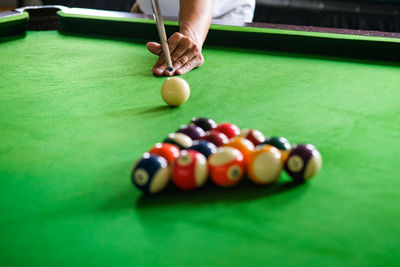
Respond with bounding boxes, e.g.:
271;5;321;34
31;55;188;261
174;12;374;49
284;144;322;182
177;125;205;140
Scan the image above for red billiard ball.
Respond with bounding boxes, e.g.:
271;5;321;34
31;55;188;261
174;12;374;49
247;145;282;185
149;143;180;164
223;136;254;164
239;129;265;146
200;130;229;147
284;144;322;182
132;153;171;194
172;150;209;190
208;147;246;187
214;123;240;139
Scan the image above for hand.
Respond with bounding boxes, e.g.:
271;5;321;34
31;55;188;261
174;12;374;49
147;32;204;76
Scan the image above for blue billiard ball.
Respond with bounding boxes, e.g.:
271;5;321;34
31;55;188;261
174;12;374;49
131;153;171;194
188;140;218;158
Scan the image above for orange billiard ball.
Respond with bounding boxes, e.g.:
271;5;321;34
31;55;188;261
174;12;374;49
149;143;180;164
223;136;254;163
172;150;209;190
208;147;246;187
247;145;282;185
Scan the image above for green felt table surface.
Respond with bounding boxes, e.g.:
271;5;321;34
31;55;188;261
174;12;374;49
1;25;400;266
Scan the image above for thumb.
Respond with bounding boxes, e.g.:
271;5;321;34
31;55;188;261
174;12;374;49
147;42;163;55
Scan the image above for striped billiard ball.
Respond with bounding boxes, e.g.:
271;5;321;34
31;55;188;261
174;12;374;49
239;129;265;146
172;150;208;190
224;136;254;164
132;153;171;194
285;144;322;182
260;136;292;165
208;147;246;187
247;145;282;185
164;132;193;150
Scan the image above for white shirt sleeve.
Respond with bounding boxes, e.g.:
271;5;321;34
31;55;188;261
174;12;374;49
136;0;256;23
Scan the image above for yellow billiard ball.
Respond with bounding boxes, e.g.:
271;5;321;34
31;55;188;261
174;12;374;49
161;77;190;106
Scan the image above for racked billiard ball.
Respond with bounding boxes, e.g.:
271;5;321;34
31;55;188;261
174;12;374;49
148;143;180;164
260;136;292;165
284;144;322;182
214;123;240;139
188;140;217;158
247;145;282;185
132;153;171;194
208;147;246;187
223;136;254;163
172;150;209;190
164;132;193;150
190;117;217;131
161;77;190;106
262;136;291;151
177;125;206;140
200;130;229;147
239;129;265;146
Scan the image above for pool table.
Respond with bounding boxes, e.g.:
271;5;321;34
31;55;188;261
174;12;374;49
1;6;400;266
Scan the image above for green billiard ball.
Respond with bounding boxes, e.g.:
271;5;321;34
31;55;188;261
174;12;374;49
262;136;291;151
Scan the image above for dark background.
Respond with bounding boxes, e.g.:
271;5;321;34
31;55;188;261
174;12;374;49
11;0;400;32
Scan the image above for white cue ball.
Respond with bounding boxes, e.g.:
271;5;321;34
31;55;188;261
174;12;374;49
161;77;190;106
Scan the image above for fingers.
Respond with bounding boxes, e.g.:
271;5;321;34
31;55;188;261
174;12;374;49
150;32;204;76
175;54;204;76
146;42;162;55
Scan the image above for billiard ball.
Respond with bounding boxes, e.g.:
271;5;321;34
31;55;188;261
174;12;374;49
177;125;206;140
260;136;292;165
190;117;217;131
239;129;265;146
161;77;190;106
262;136;291;151
172;150;208;190
188;140;217;158
284;144;322;182
223;136;254;163
200;130;229;147
214;123;240;139
247;145;282;185
148;143;180;164
164;132;193;150
132;153;171;194
208;147;246;187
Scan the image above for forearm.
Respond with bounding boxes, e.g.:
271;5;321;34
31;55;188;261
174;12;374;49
179;0;213;47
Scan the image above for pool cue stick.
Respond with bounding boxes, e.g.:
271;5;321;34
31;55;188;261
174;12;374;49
150;0;174;72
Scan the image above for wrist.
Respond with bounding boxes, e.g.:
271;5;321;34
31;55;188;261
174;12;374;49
179;25;203;48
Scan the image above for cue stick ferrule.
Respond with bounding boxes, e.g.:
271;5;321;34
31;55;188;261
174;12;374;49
150;0;174;72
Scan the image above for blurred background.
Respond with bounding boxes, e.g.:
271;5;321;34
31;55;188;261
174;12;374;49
1;0;399;32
